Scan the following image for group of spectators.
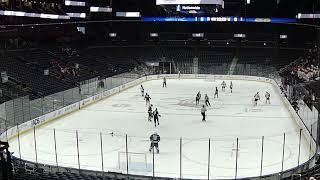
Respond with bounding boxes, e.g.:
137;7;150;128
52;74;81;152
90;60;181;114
46;47;82;80
289;45;320;82
49;59;80;80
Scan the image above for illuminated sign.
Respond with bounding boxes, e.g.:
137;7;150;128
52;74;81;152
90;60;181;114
150;33;159;37
90;7;112;12
109;33;117;37
182;6;201;10
234;34;246;38
192;33;204;37
157;0;224;5
296;13;320;19
116;12;141;17
280;35;287;39
66;13;86;18
65;0;85;6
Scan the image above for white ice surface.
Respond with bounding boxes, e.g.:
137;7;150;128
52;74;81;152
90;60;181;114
9;79;311;179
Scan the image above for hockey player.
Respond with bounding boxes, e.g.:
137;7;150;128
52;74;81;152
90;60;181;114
153;108;161;127
145;93;151;106
230;81;233;93
149;132;160;153
196;94;200;105
254;92;260;106
201;105;207;121
163;77;167;87
196;91;201;105
197;91;201;99
221;81;226;92
214;87;219;98
140;85;144;97
205;94;211;106
265;92;270;104
148;104;153;121
178;70;181;80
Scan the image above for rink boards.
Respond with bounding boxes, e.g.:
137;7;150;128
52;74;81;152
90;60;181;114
0;74;312;145
0;74;316;178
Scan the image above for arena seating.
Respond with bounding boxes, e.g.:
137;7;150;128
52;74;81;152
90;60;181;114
0;55;74;99
0;84;12;103
11;157;171;180
0;46;309;104
0;47;141;102
10;153;320;180
198;54;233;75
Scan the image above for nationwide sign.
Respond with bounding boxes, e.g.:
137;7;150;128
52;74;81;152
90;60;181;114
156;0;224;5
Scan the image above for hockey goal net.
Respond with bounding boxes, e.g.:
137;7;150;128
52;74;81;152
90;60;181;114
118;152;150;172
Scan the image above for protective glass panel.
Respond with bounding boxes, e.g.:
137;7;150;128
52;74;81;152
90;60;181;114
52;92;64;110
63;89;74;106
55;129;79;168
42;96;54;114
237;137;262;178
154;137;180;178
212;138;238;179
34;128;56;165
101;131;127;173
78;130;101;170
262;134;285;175
29;98;43;119
126;135;153;176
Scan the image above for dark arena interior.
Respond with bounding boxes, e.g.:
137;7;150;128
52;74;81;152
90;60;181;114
0;0;320;180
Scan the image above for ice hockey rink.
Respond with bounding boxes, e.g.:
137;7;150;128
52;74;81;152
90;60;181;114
8;78;312;179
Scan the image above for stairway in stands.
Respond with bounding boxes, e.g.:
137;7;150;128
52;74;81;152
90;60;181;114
228;56;238;75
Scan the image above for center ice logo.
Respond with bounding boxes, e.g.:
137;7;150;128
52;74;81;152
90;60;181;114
177;98;198;107
176;98;224;109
